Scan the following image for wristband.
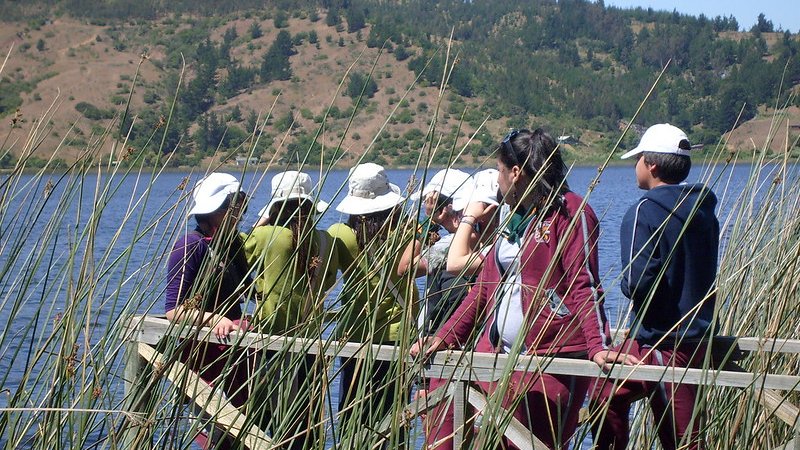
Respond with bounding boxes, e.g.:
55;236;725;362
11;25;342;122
459;217;480;233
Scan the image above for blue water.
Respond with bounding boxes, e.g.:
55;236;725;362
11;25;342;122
0;161;787;448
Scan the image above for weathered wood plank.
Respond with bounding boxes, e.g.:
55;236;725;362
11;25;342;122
466;386;548;450
770;436;799;450
136;343;272;450
722;362;800;427
452;381;468;450
120;336;146;448
375;384;452;435
737;337;800;354
608;328;800;354
130;316;800;392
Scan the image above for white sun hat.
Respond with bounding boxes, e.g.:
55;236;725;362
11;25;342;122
188;173;241;216
335;163;405;215
257;170;329;221
621;123;692;159
452;168;500;212
410;168;472;202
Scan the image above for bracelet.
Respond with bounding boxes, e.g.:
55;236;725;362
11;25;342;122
459;217;480;233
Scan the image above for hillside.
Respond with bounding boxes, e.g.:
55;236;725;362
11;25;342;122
1;1;799;169
0;15;497;168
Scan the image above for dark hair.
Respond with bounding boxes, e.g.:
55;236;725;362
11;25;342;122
347;207;401;250
265;198;313;227
194;192;248;226
496;128;569;212
642;152;691;184
266;198;315;278
433;194;453;215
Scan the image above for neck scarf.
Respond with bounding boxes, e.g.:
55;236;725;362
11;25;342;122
502;207;536;246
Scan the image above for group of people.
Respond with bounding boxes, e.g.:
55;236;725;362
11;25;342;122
164;123;720;450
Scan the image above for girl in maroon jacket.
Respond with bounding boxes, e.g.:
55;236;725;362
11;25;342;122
411;128;610;449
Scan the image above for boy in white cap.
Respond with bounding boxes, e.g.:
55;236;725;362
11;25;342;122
402;168;472;333
591;124;720;450
165;172;250;340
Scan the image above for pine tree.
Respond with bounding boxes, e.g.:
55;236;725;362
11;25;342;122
260;31;295;82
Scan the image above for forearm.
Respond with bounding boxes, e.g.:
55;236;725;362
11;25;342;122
165;305;221;327
446;217;481;276
398;240;426;277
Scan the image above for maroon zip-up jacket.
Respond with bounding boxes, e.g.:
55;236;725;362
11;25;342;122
436;191;610;364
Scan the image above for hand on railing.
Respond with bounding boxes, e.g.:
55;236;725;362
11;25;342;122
592;349;641;372
408;336;446;358
213;317;245;341
409;336;446;359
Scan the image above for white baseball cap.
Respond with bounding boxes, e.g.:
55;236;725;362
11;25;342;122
410;168;472;202
621;123;692;159
188;173;241;216
335;163;405;215
452;168;500;211
257;171;329;221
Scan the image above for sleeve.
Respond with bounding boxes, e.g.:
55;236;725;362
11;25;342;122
620;200;663;303
560;207;610;359
435;262;490;348
165;234;206;314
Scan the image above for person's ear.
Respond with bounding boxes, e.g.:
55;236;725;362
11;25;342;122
646;162;659;179
510;165;523;183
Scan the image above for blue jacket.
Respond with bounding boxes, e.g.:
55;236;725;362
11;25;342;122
620;183;719;345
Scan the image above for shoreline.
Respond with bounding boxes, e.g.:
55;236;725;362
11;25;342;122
2;156;789;176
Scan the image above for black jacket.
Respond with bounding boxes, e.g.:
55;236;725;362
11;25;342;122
620;183;719;345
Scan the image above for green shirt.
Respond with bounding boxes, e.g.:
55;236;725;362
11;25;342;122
327;223;420;344
244;225;340;334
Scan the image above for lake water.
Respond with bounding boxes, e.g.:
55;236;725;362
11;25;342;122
0;161;787;448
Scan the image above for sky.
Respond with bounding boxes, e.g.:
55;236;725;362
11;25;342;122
600;0;800;33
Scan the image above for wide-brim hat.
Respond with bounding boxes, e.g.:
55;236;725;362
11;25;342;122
452;168;500;211
257;170;329;221
188;173;241;216
335;163;405;215
410;168;472;201
621;123;692;159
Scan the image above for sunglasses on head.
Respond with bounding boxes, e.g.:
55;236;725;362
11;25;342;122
502;129;520;158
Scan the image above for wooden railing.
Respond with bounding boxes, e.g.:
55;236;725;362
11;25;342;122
121;315;800;450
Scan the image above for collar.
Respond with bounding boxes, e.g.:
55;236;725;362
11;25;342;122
501;206;537;246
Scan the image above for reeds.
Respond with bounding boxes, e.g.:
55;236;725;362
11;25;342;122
0;42;799;450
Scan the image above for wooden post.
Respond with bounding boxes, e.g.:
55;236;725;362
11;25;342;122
794;420;800;450
452;380;469;449
120;329;146;448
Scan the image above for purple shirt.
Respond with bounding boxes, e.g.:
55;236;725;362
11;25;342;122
165;229;244;320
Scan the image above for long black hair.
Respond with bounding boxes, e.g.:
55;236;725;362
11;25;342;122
265;198;316;278
497;128;569;213
347;206;402;251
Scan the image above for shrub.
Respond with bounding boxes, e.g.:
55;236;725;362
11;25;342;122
75;102;114;120
346;72;378;100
